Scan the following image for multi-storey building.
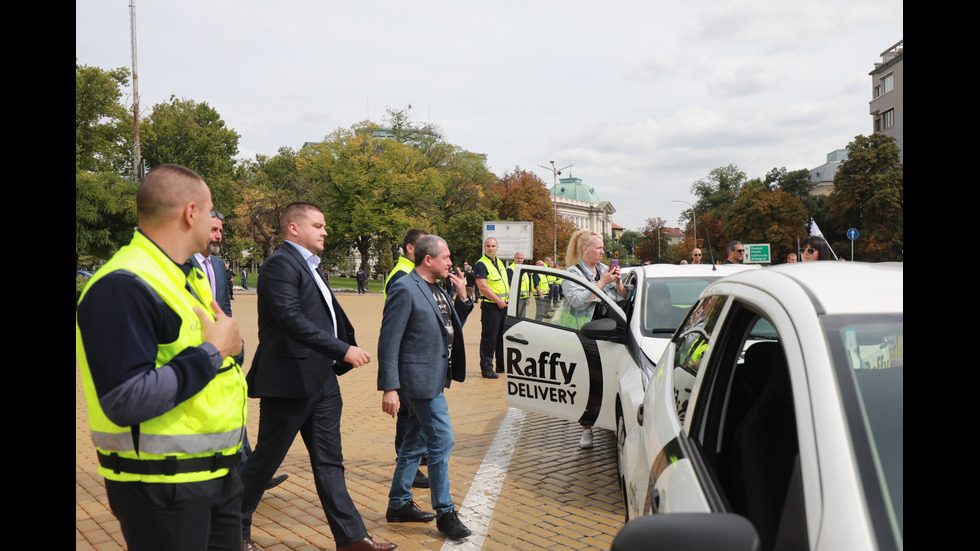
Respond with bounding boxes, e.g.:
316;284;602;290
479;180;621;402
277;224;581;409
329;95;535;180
869;40;903;162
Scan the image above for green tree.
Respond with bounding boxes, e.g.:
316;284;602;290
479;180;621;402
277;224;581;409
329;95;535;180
76;171;137;268
141;96;241;208
689;164;747;218
231;147;304;259
826;134;903;261
378;107;455;169
432;149;498;265
297;127;444;271
724;179;809;263
76;63;132;174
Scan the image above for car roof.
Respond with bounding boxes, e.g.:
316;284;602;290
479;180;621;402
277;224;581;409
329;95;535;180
637;263;759;279
709;261;903;316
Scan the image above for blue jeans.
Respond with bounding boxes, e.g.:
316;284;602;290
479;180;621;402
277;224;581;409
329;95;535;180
388;393;455;516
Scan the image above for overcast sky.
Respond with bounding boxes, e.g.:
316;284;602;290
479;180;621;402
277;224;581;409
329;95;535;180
76;0;902;232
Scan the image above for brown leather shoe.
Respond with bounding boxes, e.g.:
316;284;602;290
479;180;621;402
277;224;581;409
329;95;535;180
242;538;263;551
336;536;397;551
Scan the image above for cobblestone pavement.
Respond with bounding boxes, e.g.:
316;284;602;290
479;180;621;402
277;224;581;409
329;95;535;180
76;291;625;550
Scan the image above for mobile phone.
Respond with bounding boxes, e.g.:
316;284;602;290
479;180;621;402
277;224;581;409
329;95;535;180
610;259;619;269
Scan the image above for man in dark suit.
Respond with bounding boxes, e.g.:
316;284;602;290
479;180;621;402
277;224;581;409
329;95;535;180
191;211;232;316
240;203;395;551
378;235;474;539
190;211;288;490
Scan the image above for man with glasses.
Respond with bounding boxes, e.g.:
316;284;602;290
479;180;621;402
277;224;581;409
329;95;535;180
691;248;704;264
722;241;744;265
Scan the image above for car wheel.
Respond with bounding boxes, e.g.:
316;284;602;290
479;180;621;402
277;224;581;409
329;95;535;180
617;410;630;521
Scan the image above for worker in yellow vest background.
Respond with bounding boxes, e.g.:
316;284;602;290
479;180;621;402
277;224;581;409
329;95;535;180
474;237;509;379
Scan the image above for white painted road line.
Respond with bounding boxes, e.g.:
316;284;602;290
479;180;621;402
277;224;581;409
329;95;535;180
441;407;527;551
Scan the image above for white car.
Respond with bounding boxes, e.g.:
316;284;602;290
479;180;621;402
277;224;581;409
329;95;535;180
502;263;756;450
614;262;903;551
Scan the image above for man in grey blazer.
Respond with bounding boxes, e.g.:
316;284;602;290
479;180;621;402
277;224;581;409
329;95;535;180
378;235;474;539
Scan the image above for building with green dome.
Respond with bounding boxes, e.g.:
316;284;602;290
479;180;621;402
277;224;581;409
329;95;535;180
550;175;616;236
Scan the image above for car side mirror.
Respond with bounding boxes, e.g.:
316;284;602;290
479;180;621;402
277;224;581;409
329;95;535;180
610;513;760;551
582;318;622;340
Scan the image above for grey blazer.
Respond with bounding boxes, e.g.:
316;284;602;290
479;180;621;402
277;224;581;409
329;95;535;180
378;270;473;400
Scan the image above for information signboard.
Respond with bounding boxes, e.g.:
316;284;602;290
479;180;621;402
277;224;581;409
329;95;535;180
483;221;534;260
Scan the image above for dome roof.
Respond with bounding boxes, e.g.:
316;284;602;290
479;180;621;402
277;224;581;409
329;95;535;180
551;176;600;203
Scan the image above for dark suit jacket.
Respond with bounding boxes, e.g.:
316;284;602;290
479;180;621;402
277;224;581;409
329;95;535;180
378;270;472;400
190;254;233;317
248;243;356;399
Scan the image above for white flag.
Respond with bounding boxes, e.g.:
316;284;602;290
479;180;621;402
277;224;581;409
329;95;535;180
810;218;825;238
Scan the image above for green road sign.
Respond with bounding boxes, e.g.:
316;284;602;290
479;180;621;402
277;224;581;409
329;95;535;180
745;243;771;264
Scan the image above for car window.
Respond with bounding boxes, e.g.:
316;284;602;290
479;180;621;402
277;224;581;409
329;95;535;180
642;277;719;335
623;270;640;323
512;268;607;330
671;295;728;422
824;314;903;547
687;303;803;551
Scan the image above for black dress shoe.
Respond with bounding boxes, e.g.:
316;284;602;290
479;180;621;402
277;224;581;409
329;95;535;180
337;536;397;551
386;500;436;523
412;469;429;488
437;510;472;539
481;371;499;379
266;473;288;490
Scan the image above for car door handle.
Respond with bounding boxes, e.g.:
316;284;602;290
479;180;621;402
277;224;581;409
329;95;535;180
637;404;644;426
506;335;528;345
651;488;662;512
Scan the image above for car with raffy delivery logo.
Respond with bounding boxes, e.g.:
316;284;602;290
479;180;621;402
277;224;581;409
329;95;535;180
612;262;903;551
502;262;757;451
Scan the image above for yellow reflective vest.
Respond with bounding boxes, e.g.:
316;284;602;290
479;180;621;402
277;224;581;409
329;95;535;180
508;262;533;298
477;255;509;303
384;256;415;302
76;231;247;483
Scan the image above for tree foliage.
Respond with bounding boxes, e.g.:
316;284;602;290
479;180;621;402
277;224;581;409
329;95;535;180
76;63;132;174
826;134;903;261
297;126;444;271
76;171;137;268
689;164;746;219
231;147;304;259
141;96;241;205
724;179;809;263
636;218;670;262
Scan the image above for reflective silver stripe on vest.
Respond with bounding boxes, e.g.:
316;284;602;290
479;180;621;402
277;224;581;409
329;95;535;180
91;428;242;455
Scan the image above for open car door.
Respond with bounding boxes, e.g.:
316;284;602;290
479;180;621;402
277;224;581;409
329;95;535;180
502;265;627;431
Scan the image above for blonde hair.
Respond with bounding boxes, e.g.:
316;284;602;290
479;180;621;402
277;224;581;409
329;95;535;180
565;230;602;267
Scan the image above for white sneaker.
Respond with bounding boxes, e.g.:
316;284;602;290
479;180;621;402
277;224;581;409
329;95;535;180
579;428;593;449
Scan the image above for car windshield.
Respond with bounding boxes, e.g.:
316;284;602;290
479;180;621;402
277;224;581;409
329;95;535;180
641;277;719;335
823;314;903;547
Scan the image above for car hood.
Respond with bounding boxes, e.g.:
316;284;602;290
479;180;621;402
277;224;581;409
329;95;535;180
640;335;672;366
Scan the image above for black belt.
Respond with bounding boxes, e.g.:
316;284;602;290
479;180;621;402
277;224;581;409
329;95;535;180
98;451;242;476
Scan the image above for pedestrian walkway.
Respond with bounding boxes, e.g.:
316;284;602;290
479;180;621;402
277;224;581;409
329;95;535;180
76;293;624;550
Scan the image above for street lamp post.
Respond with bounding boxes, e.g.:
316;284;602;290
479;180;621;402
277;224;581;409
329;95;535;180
538;160;573;263
672;199;697;251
